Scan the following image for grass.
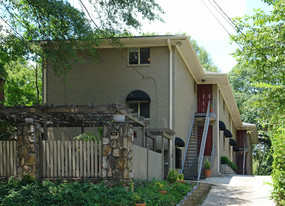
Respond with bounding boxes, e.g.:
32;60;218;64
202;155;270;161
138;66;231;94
0;177;193;206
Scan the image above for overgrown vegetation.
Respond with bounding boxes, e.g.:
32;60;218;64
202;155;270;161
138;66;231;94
221;156;237;172
231;1;285;204
0;177;192;206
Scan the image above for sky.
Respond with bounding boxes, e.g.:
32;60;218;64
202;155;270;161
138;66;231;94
71;0;272;73
137;0;272;73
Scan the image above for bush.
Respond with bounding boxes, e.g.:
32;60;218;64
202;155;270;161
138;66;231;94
221;156;237;172
167;169;178;183
0;178;193;206
270;128;285;205
204;158;211;170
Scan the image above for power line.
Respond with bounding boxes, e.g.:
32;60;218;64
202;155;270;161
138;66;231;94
210;0;273;63
78;0;146;78
200;0;243;51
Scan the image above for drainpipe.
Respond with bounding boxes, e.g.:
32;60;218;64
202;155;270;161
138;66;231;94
217;87;220;174
167;39;173;169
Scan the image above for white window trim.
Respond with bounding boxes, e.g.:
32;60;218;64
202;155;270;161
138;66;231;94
127;101;150;119
128;48;150;66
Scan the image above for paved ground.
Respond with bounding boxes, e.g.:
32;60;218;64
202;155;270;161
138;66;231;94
199;175;275;206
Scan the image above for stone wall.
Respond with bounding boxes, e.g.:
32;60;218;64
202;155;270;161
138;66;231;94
102;123;134;186
16;123;41;179
220;164;236;175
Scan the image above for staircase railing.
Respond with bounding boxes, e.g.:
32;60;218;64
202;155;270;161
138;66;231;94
181;113;196;174
197;101;211;181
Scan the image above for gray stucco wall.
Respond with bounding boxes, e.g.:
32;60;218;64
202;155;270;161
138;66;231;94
46;46;171;140
47;47;170;128
173;48;197;170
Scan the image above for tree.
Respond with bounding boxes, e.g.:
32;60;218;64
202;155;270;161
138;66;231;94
0;0;163;76
4;58;41;106
231;0;285;204
229;63;272;175
190;37;220;72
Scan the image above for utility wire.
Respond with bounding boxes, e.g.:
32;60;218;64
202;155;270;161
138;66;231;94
206;0;237;31
211;0;272;63
79;0;159;127
78;0;146;78
200;0;244;50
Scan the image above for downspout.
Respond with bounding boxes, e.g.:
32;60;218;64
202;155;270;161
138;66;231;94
167;39;173;130
167;39;173;169
217;87;220;174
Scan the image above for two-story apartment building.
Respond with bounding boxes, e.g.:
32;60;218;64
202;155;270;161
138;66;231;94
43;35;257;179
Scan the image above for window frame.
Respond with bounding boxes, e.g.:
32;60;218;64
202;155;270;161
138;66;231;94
127;100;150;119
128;47;150;65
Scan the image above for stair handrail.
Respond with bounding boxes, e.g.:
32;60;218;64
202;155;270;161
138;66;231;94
181;113;196;174
197;101;211;181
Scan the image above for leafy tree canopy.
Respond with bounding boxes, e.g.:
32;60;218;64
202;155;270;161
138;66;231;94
231;0;285;203
0;0;163;76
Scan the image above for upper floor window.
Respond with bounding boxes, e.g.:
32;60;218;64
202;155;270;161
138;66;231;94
129;48;150;65
126;90;151;118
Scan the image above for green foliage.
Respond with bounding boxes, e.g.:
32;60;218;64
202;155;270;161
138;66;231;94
3;58;42;106
73;128;102;142
0;0;163;76
189;37;220;72
177;174;184;181
204;158;211;170
221;156;237;172
270;127;285;206
231;1;285;203
0;178;192;206
167;169;178;183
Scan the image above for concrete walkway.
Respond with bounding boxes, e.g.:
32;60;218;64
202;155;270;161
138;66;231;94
199;175;275;206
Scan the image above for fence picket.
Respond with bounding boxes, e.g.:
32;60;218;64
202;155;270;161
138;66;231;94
0;141;16;177
39;140;101;178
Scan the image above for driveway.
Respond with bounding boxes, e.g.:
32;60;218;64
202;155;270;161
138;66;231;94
199;175;275;206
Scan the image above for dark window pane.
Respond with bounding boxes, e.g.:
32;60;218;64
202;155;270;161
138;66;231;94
140;48;150;64
140;102;150;118
129;48;138;64
129;102;138;113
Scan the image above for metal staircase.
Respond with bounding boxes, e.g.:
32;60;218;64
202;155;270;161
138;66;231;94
182;102;211;180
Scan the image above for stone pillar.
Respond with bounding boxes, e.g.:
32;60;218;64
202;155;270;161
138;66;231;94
16;123;41;180
102;123;133;186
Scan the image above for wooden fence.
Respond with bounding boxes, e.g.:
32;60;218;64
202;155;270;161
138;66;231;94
132;145;162;180
0;141;16;177
42;140;102;178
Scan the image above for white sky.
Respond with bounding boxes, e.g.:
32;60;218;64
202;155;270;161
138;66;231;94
72;0;271;73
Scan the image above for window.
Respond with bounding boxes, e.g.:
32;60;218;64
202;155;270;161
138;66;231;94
129;48;150;65
129;102;150;118
126;90;151;118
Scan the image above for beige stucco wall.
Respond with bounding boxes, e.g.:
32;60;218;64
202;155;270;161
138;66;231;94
173;47;197;170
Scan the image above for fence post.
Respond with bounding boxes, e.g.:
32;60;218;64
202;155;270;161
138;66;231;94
102;123;134;186
16;121;41;180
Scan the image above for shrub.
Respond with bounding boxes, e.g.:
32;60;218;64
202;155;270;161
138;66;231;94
204;158;211;170
167;169;178;183
221;156;237;172
270;128;285;205
0;179;193;206
177;174;184;180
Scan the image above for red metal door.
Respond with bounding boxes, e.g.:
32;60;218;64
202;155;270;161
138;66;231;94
197;84;212;113
197;126;212;156
236;153;247;175
237;130;246;148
